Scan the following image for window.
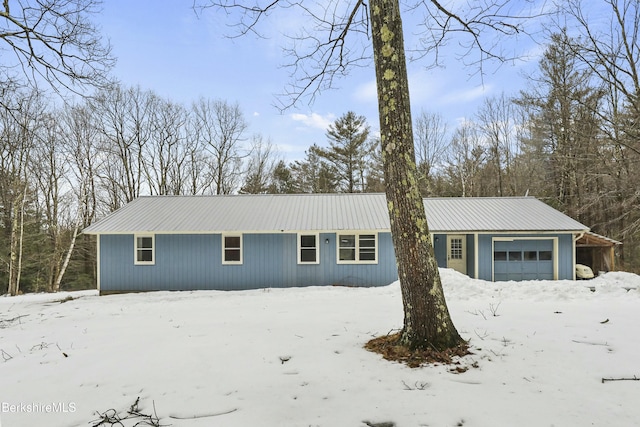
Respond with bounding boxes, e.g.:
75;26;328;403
223;234;242;264
450;238;463;259
524;251;538;261
135;235;154;265
299;234;319;264
509;251;522;261
337;233;377;264
339;235;356;261
494;251;507;261
539;250;552;261
359;234;376;261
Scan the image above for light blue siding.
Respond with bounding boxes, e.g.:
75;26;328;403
99;233;398;292
99;231;577;292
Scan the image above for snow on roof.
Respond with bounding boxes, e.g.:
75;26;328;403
82;193;588;234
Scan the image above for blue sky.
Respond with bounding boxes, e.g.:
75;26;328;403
96;1;543;162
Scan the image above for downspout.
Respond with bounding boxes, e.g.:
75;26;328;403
573;231;586;280
474;232;479;279
96;234;101;295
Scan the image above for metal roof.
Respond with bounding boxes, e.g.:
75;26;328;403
82;194;589;234
576;231;622;246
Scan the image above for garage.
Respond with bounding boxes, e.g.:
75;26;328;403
493;239;555;281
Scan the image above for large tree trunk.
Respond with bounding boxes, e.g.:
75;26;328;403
369;0;463;350
52;219;81;293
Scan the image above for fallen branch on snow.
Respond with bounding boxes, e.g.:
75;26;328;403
0;314;28;328
169;408;238;419
602;376;640;383
571;339;609;346
1;349;13;361
90;397;165;426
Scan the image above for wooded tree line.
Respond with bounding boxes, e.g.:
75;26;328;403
0;83;271;294
2;1;640;294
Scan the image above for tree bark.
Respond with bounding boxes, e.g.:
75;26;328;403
8;185;27;296
369;0;463;350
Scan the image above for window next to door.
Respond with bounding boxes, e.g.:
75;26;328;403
298;233;319;264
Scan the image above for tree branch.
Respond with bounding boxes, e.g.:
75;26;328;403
0;0;114;94
195;0;553;108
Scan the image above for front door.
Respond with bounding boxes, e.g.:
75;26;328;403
447;235;467;274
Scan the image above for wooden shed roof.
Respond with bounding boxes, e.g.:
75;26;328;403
576;231;622;247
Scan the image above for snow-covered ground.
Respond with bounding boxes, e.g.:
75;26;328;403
1;269;639;427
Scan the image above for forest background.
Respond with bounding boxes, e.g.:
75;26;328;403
2;1;640;294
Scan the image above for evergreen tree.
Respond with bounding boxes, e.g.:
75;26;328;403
311;111;373;193
290;149;338;193
517;30;604;223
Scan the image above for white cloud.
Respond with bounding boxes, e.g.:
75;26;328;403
442;84;493;105
289;112;335;131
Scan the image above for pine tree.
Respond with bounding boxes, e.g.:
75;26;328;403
311;111;373;193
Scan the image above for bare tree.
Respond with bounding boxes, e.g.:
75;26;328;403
31;112;68;292
446;120;485;197
183;126;209;195
414;110;448;196
509;101;547;197
0;0;113;94
563;0;640;128
144;96;191;195
0;0;111;294
195;0;548;351
91;85;153;210
0;90;45;295
58;103;101;291
240;134;279;194
191;98;248;195
476;93;519;196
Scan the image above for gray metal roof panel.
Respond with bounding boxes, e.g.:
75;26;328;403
83;194;588;234
421;197;587;232
83;193;392;234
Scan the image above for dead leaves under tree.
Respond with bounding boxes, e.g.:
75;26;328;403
365;332;472;369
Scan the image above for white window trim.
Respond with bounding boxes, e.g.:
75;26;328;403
298;233;320;264
222;233;243;265
336;232;378;264
134;234;155;265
